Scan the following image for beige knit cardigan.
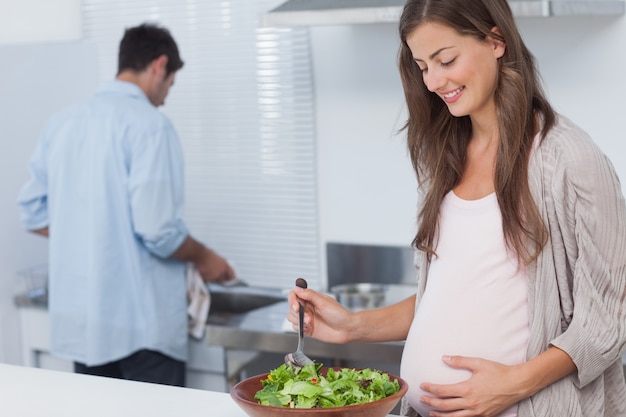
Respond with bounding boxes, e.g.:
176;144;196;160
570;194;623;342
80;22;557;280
402;115;626;416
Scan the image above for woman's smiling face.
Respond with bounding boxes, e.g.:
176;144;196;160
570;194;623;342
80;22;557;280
406;22;505;121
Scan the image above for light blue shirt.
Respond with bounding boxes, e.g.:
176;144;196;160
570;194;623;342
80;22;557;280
17;80;190;365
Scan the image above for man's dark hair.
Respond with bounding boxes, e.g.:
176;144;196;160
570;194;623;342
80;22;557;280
117;23;184;76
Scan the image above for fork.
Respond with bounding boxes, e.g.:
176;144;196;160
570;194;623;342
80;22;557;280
284;277;315;367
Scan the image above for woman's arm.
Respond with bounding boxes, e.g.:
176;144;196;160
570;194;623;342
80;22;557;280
548;137;626;385
287;287;416;344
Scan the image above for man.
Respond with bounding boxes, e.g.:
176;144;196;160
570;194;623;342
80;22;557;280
17;23;234;387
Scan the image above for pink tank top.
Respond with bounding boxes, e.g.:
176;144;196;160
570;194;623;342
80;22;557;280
401;191;529;417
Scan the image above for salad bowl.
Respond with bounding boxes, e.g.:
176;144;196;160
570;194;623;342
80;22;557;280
230;367;408;417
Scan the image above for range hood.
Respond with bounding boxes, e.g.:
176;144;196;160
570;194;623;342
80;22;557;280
262;0;625;26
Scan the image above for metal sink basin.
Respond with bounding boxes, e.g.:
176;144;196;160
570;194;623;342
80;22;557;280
207;283;286;315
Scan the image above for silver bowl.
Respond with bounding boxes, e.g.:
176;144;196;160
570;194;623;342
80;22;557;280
330;283;387;311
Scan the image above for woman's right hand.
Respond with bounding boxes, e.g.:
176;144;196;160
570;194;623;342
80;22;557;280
287;286;356;344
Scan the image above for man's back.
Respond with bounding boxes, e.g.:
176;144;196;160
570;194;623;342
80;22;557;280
18;22;235;386
18;80;189;366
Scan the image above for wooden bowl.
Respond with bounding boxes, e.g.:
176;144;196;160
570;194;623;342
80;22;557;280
230;367;408;417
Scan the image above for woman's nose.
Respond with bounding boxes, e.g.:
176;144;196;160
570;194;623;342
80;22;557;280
423;68;444;92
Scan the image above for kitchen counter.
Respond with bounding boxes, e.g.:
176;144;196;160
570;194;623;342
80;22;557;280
0;363;401;417
202;283;417;366
204;300;405;363
14;284;410;376
0;363;246;417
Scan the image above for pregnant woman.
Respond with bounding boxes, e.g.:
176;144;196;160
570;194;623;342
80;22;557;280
286;0;626;416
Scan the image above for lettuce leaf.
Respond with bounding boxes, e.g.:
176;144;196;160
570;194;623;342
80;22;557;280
254;363;400;408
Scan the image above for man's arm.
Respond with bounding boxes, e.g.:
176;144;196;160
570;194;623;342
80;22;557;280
31;227;49;237
171;235;234;283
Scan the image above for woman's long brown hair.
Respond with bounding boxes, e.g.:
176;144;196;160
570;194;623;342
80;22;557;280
398;0;555;264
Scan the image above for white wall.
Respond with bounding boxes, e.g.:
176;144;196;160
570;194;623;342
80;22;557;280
0;0;82;45
519;15;626;179
312;15;626;258
313;24;416;251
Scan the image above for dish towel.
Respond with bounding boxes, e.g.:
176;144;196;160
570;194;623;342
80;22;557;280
186;265;211;339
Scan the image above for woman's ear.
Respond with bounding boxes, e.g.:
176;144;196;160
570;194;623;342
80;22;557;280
489;26;506;59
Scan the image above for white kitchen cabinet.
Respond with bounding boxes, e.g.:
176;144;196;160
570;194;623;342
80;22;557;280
16;305;255;392
17;307;72;372
186;337;259;392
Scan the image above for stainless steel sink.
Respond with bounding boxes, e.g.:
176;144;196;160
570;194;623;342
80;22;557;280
207;283;286;315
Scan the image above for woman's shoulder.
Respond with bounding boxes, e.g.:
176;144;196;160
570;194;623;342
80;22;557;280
541;114;592;150
535;114;620;197
539;114;607;167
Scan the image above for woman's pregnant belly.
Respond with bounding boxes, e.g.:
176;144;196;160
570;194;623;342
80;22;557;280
400;264;529;417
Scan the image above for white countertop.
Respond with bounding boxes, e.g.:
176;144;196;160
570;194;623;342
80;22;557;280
0;363;403;416
0;363;248;417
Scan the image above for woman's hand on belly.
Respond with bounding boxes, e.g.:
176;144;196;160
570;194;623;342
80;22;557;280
418;355;526;417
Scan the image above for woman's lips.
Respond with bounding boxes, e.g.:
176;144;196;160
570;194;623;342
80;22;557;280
442;86;464;104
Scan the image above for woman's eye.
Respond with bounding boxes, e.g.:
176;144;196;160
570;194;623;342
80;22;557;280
413;60;427;72
441;58;455;67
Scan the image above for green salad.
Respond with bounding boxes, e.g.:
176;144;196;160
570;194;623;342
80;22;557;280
254;363;400;408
